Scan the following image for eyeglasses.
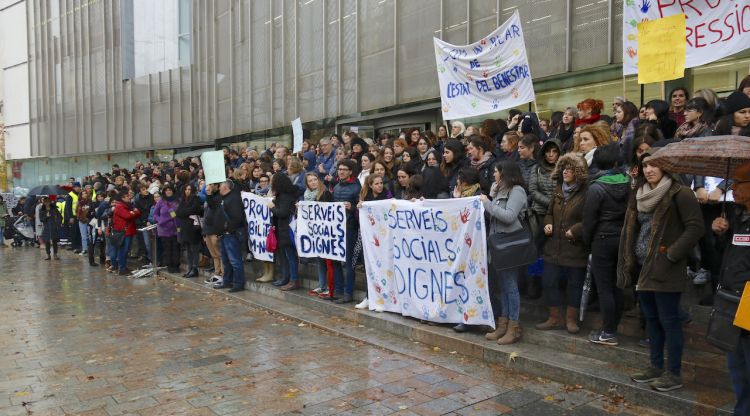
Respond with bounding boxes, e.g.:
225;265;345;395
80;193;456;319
338;167;351;171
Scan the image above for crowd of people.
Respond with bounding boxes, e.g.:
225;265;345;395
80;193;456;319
4;75;750;410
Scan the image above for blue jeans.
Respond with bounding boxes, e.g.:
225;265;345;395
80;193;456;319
79;222;89;252
317;259;328;290
542;263;586;308
333;227;357;296
140;230;152;263
728;335;750;416
639;290;683;376
106;236;117;265
0;226;4;245
496;267;521;321
278;245;299;281
115;236;133;272
220;233;245;289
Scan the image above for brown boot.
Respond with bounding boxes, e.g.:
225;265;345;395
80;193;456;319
256;263;274;282
497;320;521;345
535;307;562;330
566;307;580;334
485;317;509;340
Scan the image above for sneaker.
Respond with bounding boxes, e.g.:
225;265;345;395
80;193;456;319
373;305;385;313
355;297;369;309
213;282;231;289
205;275;223;285
650;372;683;392
589;330;619;346
79;250;88;255
631;366;663;383
692;268;710;285
73;249;81;254
318;289;330;298
308;287;323;296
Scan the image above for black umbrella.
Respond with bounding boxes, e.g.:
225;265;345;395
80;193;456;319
28;184;67;196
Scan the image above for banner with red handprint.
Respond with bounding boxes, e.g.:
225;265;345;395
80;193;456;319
623;0;750;76
359;197;494;328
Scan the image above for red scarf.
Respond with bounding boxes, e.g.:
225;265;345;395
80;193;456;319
574;113;600;127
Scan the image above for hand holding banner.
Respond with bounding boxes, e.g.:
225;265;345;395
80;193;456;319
201;150;227;185
637;13;686;84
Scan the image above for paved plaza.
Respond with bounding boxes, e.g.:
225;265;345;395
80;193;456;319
0;248;663;415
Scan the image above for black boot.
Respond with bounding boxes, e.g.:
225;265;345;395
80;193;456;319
186;268;198;278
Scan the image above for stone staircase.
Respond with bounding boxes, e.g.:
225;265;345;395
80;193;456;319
166;261;736;415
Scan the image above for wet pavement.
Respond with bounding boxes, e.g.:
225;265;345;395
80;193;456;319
0;247;663;415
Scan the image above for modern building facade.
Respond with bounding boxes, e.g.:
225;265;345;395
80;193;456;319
4;0;750;189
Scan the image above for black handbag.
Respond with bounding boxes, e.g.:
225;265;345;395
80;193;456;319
110;229;126;248
706;286;742;352
488;218;538;272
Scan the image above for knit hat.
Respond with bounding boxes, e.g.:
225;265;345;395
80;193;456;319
725;91;750;114
72;181;81;188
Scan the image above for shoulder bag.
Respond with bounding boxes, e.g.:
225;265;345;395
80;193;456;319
488;212;538;272
706;285;742;352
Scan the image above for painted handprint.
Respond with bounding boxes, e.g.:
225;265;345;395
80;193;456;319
459;207;470;223
639;0;651;13
372;235;380;247
464;233;473;247
367;213;376;226
626;47;637;59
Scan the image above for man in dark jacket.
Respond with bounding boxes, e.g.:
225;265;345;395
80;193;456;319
332;159;362;303
215;180;247;293
582;144;631;346
466;137;496;195
711;162;750;416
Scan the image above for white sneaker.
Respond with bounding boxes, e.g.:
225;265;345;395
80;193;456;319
206;276;223;285
374;305;385;313
692;268;710;285
355;297;369;309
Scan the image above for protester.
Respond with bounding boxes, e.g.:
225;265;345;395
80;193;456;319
39;196;62;260
583;144;630;346
331;159;361;303
481;161;528;345
153;185;181;274
618;152;703;392
537;153;588;334
176;184;203;278
216;180;247;293
269;173;300;290
112;192;141;276
710;161;750;416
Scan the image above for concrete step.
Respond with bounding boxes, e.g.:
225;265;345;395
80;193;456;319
169;269;736;416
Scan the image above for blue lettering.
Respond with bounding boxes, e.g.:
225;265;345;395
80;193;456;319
469;59;480;69
446;81;471;99
475;80;491;93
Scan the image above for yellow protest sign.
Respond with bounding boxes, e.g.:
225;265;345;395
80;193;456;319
637;13;686;84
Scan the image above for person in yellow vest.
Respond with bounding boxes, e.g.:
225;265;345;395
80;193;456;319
64;182;82;252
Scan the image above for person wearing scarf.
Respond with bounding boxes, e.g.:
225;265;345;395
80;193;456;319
617;152;703;393
466;136;496;195
674;97;713;141
302;172;334;297
536;153;589;335
152;185;181;274
574;98;604;127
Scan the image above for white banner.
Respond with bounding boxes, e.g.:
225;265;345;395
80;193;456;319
433;10;535;120
295;201;347;262
623;0;750;76
241;191;274;262
360;197;494;328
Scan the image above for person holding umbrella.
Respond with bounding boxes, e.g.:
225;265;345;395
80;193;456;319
617;150;704;392
711;161;750;416
39;196;62;260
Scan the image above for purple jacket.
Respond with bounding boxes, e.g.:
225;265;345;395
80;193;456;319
152;198;179;238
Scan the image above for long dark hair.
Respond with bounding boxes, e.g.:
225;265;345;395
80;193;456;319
494;160;526;190
271;172;297;196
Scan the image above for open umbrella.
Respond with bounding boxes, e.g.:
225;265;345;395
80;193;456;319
580;254;593;321
644;135;750;213
27;184;68;196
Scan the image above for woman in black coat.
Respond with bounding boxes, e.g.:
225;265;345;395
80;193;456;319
175;184;203;278
39;197;62;260
269;173;300;291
